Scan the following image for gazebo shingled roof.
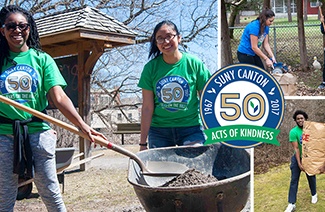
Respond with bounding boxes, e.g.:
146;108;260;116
33;6;137;170
35;6;137;57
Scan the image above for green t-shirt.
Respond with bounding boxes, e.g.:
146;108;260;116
289;125;303;157
138;52;211;127
0;48;67;134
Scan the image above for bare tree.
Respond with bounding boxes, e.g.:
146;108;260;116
303;0;308;21
221;0;233;66
2;0;218;144
320;1;325;73
228;0;247;39
297;0;308;71
263;0;271;9
287;0;292;22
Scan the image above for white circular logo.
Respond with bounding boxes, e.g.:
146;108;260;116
200;64;285;148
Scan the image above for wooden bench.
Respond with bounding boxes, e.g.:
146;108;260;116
113;123;141;145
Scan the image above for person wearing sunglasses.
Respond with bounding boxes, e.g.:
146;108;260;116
138;20;211;150
0;5;106;211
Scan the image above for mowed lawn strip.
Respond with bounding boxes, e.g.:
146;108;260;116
255;163;325;211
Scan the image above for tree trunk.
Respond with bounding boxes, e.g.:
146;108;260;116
220;0;233;67
321;4;325;64
297;0;308;71
228;0;246;39
228;5;239;39
263;0;271;9
235;13;240;25
303;0;308;21
287;0;292;22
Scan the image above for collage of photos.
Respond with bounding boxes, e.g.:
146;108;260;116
0;0;324;212
221;1;325;212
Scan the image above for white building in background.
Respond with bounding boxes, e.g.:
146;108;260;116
271;0;319;16
90;89;142;130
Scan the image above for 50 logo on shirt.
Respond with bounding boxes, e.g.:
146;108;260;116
156;76;189;112
0;64;39;103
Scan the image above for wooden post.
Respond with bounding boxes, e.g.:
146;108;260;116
77;44;91;171
77;41;105;171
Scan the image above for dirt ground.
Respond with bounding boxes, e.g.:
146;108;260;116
13;145;251;212
14;145;145;212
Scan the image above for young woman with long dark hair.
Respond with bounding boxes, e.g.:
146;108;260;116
0;5;105;211
237;8;276;70
138;20;211;151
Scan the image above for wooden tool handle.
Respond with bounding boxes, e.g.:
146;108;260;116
0;95;149;172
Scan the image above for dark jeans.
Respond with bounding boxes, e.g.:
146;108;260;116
237;51;265;70
288;155;316;204
148;125;206;148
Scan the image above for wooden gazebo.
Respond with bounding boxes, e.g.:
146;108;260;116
36;6;137;170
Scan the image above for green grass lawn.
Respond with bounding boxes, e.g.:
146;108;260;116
255;163;325;211
240;14;320;25
232;14;323;66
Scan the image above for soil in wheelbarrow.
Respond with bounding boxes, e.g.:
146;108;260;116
161;168;219;187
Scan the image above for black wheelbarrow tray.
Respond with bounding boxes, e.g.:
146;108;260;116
128;143;250;212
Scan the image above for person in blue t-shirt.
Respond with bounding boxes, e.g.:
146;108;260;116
237;8;276;70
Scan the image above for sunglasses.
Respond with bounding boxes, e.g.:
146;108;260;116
2;23;30;31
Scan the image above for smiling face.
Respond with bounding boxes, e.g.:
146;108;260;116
155;24;181;56
295;114;305;128
0;12;30;52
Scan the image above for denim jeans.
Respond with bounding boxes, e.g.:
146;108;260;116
0;130;66;212
148;125;206;148
288;155;317;204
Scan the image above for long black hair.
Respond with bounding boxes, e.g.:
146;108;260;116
0;5;41;69
148;20;180;59
256;8;275;35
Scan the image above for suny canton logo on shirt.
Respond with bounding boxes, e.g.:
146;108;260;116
156;76;190;112
200;64;285;148
0;64;39;103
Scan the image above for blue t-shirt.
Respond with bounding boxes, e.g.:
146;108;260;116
237;19;269;56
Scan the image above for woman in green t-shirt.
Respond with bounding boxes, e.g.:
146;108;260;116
0;5;105;211
138;20;211;151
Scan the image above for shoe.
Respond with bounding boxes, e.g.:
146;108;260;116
318;83;325;89
284;203;296;212
312;193;318;204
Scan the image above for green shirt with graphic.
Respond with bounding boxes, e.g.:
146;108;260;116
289;125;303;157
138;52;211;127
0;48;67;134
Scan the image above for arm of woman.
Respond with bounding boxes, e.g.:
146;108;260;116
262;35;276;63
139;89;154;151
250;35;274;68
48;85;105;142
321;15;325;34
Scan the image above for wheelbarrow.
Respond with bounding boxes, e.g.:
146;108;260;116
17;147;103;200
128;143;250;212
